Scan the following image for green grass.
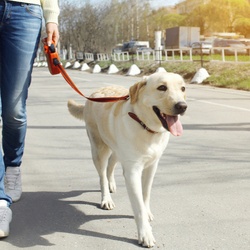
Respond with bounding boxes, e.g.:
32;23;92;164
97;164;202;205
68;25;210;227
165;54;250;64
205;63;250;91
96;58;250;91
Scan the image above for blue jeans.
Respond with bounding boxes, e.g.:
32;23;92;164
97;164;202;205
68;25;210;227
0;1;42;205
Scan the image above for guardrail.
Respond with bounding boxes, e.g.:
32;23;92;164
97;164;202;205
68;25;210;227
211;47;250;62
39;47;250;65
164;48;192;61
96;53;110;61
84;53;94;61
136;50;155;61
112;52;130;61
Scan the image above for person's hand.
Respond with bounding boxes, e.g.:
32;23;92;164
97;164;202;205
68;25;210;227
43;22;59;46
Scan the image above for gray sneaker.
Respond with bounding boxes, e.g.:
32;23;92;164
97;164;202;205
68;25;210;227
0;206;12;238
4;167;22;202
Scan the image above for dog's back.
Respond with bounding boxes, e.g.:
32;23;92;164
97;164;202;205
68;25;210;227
68;85;129;121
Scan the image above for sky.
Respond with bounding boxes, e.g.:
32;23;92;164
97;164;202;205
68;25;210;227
149;0;180;8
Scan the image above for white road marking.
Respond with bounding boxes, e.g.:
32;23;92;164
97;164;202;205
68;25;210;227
188;98;250;112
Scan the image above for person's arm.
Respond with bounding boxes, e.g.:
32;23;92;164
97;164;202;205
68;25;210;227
41;0;60;45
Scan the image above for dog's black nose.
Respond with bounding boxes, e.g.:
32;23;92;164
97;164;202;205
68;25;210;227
175;102;187;114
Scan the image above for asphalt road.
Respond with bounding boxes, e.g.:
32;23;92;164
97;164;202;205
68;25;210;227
1;67;250;250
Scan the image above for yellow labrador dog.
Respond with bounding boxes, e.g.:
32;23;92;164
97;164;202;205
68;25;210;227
67;72;187;248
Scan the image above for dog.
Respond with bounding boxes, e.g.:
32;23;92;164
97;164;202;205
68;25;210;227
67;72;187;247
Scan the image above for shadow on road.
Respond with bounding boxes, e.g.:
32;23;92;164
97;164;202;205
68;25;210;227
4;190;136;248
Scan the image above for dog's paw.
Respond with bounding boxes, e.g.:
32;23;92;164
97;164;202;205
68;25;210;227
101;199;115;210
138;229;156;248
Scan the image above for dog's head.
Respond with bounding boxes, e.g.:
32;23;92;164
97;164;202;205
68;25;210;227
129;72;187;136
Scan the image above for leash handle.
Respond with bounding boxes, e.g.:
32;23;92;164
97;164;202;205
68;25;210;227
43;42;129;102
44;41;61;75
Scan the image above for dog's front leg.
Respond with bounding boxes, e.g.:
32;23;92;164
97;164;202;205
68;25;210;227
142;162;159;221
123;165;156;248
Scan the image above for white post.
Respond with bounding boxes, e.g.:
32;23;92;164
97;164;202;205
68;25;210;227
69;44;73;60
222;49;225;62
155;31;162;62
62;48;67;60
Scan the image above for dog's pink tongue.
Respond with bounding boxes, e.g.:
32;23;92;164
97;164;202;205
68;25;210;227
166;116;183;136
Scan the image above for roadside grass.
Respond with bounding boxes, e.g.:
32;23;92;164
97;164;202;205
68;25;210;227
93;58;250;91
192;54;250;62
205;63;250;91
213;55;250;62
165;61;250;91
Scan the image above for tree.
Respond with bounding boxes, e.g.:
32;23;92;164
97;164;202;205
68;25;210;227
149;7;184;30
204;0;250;33
58;0;250;53
182;5;206;34
183;0;250;36
235;17;250;37
59;0;158;52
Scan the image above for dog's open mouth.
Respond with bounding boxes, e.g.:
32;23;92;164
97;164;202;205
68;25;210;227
153;106;183;136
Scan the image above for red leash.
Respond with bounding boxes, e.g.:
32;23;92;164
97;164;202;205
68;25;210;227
44;42;129;103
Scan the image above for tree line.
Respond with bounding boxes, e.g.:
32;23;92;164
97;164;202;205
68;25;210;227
58;0;250;53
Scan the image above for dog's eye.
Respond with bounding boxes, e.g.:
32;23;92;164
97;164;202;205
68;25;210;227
157;85;167;91
181;86;185;92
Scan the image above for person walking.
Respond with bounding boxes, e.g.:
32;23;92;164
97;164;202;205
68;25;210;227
0;0;60;237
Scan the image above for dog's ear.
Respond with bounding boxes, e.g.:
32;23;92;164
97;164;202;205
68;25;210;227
129;81;146;104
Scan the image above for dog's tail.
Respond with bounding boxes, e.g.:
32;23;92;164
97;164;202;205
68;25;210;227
67;100;84;120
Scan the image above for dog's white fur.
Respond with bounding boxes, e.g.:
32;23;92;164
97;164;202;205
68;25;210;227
67;72;187;247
